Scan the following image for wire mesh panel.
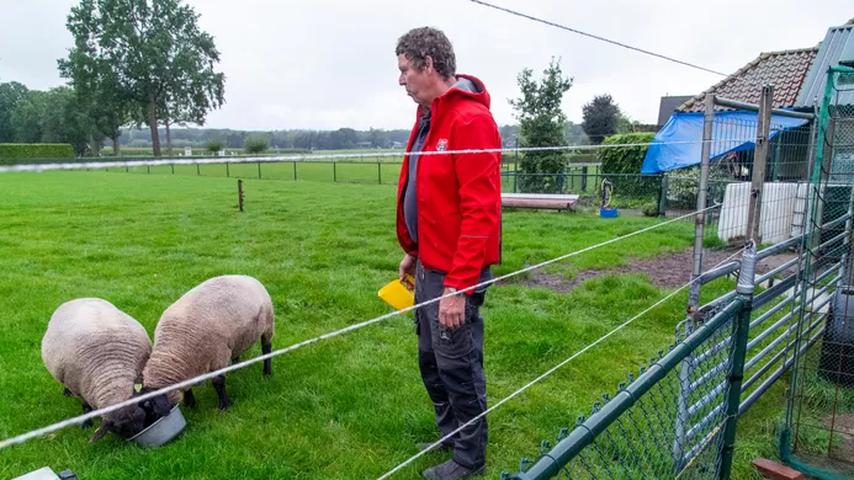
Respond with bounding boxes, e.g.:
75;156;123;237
503;301;742;480
784;68;854;476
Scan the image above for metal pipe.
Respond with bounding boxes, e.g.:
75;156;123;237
699;261;740;285
739;323;825;415
755;257;800;286
749;290;795;331
742;314;824;392
713;96;815;119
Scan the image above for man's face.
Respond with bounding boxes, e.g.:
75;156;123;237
398;53;433;107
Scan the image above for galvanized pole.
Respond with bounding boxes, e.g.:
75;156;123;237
718;242;756;479
676;93;715;470
688;93;715;312
746;85;774;244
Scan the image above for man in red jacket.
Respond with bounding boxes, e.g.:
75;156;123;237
395;27;502;480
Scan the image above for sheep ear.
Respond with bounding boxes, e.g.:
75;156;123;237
89;422;110;443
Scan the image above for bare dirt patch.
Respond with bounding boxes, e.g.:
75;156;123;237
521;247;797;292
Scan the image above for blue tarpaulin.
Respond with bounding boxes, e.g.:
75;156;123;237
640;111;809;174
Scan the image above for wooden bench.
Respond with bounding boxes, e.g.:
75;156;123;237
501;193;580;211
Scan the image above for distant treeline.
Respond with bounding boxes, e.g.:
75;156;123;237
116;123;589;150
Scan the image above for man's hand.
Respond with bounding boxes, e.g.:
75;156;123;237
439;288;466;329
399;254;416;289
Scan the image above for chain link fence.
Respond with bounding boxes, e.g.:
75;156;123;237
781;66;854;478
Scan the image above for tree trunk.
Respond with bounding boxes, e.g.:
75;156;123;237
165;121;172;156
112;136;120;156
147;96;161;157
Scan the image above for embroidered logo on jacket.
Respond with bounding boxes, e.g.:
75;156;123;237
436;138;448;151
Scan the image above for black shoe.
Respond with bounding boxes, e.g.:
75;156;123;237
417;441;453;453
422;459;484;480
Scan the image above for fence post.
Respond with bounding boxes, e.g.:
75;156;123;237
196;163;200;176
581;166;588;192
689;93;716;312
746;85;774;244
226;162;230;178
513;138;519;193
147;165;150;174
658;174;668;217
237;179;244;212
718;242;756;479
257;160;262;179
293;160;297;181
377;160;382;184
333;160;337;182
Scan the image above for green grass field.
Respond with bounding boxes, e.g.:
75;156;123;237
0;171;785;479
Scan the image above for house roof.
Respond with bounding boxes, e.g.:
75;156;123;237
795;24;854;108
678;47;818;112
657;95;692;126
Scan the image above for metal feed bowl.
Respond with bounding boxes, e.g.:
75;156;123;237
128;406;186;448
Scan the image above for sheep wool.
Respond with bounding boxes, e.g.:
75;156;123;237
41;298;152;426
143;275;275;407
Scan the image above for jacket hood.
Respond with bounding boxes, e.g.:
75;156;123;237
417;74;491;117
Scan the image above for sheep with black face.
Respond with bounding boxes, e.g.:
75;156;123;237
140;275;275;421
41;298;152;441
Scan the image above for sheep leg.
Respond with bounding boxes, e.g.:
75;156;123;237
212;375;231;410
63;387;72;397
81;402;93;429
262;337;272;376
183;388;197;409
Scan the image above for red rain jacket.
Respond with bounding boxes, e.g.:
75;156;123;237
396;74;502;291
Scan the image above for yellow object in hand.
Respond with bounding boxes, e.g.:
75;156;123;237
378;275;415;310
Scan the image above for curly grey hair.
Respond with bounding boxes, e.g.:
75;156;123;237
395;27;456;80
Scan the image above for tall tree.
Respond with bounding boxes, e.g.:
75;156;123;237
509;58;572;193
582;94;621;144
0;82;31;142
59;42;131;155
63;0;225;157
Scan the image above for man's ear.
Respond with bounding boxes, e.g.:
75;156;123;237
424;55;434;72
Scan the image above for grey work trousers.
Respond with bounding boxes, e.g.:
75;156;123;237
415;261;488;469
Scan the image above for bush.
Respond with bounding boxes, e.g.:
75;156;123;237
0;143;75;164
597;132;655;174
641;202;659;217
597;133;658;203
243;134;268;154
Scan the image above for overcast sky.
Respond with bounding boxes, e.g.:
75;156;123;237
0;1;849;131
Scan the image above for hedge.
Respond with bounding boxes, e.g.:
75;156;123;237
0;144;75;165
597;132;659;206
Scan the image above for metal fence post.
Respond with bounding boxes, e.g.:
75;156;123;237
196;163;200;176
226;162;230;178
333;160;337;182
718;242;756;479
293;160;297;180
170;163;175;174
658;174;668;217
257;160;262;179
377;160;382;184
581;165;588;192
689;93;715;312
